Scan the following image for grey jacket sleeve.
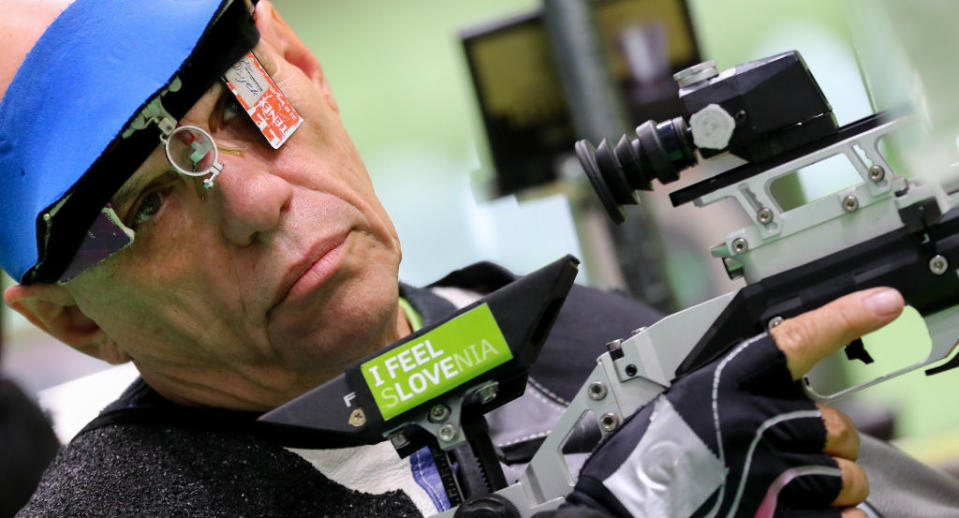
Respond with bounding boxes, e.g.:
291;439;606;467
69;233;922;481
859;434;959;517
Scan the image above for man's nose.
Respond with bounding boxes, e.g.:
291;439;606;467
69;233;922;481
211;164;293;246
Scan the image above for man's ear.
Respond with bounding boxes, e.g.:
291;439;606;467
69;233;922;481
253;0;338;113
3;283;131;365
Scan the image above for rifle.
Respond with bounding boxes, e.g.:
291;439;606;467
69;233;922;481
259;50;959;516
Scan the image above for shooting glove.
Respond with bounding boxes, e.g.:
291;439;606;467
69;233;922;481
566;333;843;518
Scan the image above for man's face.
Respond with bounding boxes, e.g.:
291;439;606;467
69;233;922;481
61;18;404;410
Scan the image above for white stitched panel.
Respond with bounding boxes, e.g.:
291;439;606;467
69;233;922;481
603;397;724;518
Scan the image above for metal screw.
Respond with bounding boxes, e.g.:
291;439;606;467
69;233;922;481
732;237;749;254
625;364;638;377
674;60;718;88
428;404;451;423
869;165;885;182
588;381;607;400
348;408;366;427
767;316;785;330
390;431;409;449
757;207;774;225
842;195;860;213
599;413;620;432
438;424;458;442
930;254;949;275
474;383;498;405
605;339;623;353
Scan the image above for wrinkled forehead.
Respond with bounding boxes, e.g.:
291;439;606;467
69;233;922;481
0;0;258;283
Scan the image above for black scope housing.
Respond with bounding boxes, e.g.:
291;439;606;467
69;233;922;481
576;50;837;223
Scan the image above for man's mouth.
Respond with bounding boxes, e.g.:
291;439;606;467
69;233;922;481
274;232;350;307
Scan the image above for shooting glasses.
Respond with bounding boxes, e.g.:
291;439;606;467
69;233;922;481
158;120;225;191
0;0;261;284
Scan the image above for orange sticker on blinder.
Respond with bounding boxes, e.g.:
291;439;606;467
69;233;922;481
222;51;303;149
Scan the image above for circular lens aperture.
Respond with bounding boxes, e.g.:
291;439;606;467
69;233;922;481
165;126;220;177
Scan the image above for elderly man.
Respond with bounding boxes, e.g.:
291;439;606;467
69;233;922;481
2;1;958;517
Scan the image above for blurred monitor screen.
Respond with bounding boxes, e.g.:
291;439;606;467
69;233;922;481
462;0;700;197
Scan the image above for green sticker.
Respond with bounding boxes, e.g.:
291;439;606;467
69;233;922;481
361;303;512;420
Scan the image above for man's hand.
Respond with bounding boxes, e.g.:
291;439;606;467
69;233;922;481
563;287;904;518
770;287;904;516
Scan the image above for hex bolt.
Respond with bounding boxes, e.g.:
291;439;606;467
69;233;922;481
690;104;736;149
438;424;458;442
390;431;409;449
428;404;451;423
348;408;367;427
767;316;785;330
588;381;607;400
757;207;774;225
732;237;749;254
869;165;885;182
930;255;949;275
842;195;860;213
599;413;620;432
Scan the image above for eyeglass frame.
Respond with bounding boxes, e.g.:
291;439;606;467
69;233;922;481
156;115;225;190
56;82;234;283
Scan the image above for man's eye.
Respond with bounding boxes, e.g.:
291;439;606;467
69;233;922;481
129;189;167;228
212;90;246;130
222;96;244;123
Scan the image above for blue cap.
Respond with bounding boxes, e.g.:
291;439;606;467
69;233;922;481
0;0;256;283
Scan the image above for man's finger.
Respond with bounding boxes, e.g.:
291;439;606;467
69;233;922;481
819;403;859;461
831;457;869;507
770;287;904;379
